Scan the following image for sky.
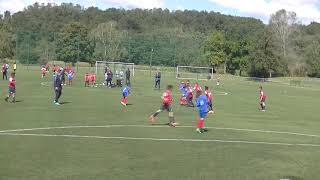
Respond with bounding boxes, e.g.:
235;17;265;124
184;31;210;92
0;0;319;24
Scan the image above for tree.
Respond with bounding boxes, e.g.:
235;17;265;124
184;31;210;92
269;9;298;58
203;31;229;73
305;37;320;77
249;29;285;77
0;29;14;59
90;22;127;61
56;22;94;64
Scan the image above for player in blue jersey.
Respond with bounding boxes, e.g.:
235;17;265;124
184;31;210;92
195;90;209;133
121;85;131;106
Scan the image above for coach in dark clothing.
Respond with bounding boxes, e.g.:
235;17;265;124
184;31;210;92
154;70;161;90
125;68;130;85
54;69;63;105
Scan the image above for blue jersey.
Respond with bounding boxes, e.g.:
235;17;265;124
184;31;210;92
122;86;130;96
196;95;208;113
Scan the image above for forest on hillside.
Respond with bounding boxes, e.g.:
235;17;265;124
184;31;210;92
0;3;319;77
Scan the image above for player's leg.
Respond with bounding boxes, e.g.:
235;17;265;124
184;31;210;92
167;105;177;127
208;101;214;113
149;105;164;123
196;112;207;133
121;94;128;106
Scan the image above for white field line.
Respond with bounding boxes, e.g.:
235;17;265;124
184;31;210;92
0;132;320;147
0;125;319;138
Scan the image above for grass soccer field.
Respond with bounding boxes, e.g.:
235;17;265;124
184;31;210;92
1;67;320;180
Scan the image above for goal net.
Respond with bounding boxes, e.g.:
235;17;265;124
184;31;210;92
95;61;135;83
176;66;213;81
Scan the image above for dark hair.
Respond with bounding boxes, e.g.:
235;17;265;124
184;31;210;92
167;85;173;90
205;86;209;90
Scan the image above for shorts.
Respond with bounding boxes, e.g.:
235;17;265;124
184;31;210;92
9;87;16;94
199;111;208;119
261;98;266;103
68;76;73;81
161;104;172;112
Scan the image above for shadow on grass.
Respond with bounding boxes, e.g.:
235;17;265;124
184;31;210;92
60;101;72;105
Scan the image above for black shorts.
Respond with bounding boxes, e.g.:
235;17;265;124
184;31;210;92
161;104;172;112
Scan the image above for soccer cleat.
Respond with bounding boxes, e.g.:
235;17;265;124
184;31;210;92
4;97;9;102
196;128;203;134
170;122;178;127
121;101;126;106
149;115;155;123
208;110;214;114
55;102;61;106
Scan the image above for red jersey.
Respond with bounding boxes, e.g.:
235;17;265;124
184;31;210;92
53;66;59;72
162;90;172;105
45;64;49;69
205;90;213;102
85;74;90;82
90;74;96;81
188;87;193;98
9;77;15;88
260;90;267;100
194;83;202;92
41;67;46;74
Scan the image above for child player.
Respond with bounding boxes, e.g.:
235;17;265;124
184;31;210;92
67;69;74;86
179;81;187;105
121;85;131;106
149;85;178;127
85;73;90;87
259;86;267;111
90;73;96;86
205;86;214;114
186;82;194;107
193;82;202;93
41;66;46;79
196;90;209;133
5;73;16;103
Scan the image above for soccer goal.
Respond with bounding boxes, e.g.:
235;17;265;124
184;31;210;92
176;66;213;80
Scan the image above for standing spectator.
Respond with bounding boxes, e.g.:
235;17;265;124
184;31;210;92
154;69;161;90
53;68;63;105
2;62;9;80
125;68;131;85
13;62;17;73
106;70;113;87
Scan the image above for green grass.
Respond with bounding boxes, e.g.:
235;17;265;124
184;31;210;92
1;67;320;180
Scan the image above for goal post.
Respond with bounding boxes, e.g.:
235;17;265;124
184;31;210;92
176;66;213;81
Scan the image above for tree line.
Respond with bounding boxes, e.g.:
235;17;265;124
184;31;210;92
0;3;319;77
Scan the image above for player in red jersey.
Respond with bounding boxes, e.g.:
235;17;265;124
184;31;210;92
85;73;90;87
186;82;194;107
259;86;267;111
5;73;16;103
41;66;46;79
90;73;96;86
193;82;202;93
149;85;178;127
204;86;214;114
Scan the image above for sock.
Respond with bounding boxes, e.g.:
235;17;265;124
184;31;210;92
153;110;161;117
169;116;175;124
197;119;204;129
